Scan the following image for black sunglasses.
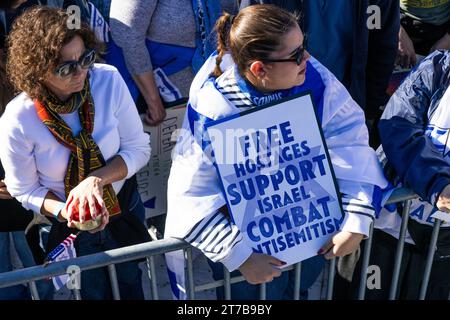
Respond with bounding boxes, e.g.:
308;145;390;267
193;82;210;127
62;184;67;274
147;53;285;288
54;49;96;78
264;45;306;66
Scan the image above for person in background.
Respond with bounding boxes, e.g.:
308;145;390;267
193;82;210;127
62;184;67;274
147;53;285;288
397;0;450;68
239;0;400;148
89;0;111;22
109;0;238;126
350;50;450;300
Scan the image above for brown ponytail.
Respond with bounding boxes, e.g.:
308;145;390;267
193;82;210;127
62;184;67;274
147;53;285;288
211;5;300;78
211;12;234;78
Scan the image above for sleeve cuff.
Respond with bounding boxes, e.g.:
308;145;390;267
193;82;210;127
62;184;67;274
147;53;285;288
18;186;49;214
116;153;136;180
219;240;253;272
340;211;373;238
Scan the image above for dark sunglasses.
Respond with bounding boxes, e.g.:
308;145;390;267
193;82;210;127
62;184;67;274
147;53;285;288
54;49;96;78
264;45;306;66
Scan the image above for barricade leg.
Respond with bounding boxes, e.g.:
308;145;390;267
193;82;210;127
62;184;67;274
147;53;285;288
29;281;40;300
326;258;336;300
293;262;302;300
389;200;412;300
259;283;266;300
108;264;121;300
146;256;159;300
358;222;375;300
185;248;195;300
223;266;231;300
419;219;442;300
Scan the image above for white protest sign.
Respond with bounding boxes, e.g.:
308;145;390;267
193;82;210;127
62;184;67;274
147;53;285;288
205;93;344;266
137;103;187;218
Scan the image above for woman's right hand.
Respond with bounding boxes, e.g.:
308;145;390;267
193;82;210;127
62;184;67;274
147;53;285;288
60;204;109;233
238;253;286;284
144;95;166;126
61;176;109;233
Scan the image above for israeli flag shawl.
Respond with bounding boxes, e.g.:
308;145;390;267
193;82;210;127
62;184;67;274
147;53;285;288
164;52;388;299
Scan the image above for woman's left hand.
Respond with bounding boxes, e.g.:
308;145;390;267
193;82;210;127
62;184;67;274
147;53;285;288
64;176;109;233
318;231;364;260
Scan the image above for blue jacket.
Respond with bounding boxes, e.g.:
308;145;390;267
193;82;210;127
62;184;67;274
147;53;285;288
239;0;399;118
379;51;450;208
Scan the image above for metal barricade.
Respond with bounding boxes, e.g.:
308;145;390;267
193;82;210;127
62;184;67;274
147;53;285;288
356;188;447;300
0;188;448;300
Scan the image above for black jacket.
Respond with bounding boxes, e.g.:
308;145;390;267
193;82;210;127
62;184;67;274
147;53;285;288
0;162;33;232
239;0;399;118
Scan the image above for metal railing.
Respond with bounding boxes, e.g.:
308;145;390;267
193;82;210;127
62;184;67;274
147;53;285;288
0;187;447;300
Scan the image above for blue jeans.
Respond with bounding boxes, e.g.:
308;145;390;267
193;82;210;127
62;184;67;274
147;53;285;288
208;254;326;300
0;231;53;300
76;190;146;300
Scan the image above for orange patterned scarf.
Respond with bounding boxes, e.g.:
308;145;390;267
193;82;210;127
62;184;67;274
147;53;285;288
34;79;121;217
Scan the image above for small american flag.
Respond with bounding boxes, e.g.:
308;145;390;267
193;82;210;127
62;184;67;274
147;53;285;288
44;233;78;291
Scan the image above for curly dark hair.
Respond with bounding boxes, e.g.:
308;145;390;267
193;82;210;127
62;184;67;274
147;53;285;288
6;6;104;102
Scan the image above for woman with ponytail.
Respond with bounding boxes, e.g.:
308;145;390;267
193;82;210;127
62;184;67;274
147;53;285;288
165;4;388;299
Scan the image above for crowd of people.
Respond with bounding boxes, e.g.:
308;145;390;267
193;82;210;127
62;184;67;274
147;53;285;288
0;0;450;300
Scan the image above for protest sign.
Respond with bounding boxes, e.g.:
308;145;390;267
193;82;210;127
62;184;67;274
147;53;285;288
205;93;344;266
137;103;187;218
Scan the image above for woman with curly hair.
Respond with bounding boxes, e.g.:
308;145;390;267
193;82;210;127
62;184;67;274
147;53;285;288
0;6;151;299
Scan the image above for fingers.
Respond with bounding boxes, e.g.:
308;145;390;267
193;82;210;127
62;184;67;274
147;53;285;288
318;239;336;260
240;253;286;284
268;256;287;267
324;246;337;260
88;207;109;234
93;191;105;208
87;195;98;220
145;114;163;126
66;196;76;228
145;108;166;126
78;198;86;224
271;266;282;279
144;113;158;126
322;232;363;260
101;205;109;223
92;192;107;219
0;180;6;188
318;239;334;255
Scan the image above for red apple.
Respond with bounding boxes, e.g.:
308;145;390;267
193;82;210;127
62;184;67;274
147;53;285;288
71;201;103;231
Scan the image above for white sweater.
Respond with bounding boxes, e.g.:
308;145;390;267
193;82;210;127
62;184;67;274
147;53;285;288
0;64;151;214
